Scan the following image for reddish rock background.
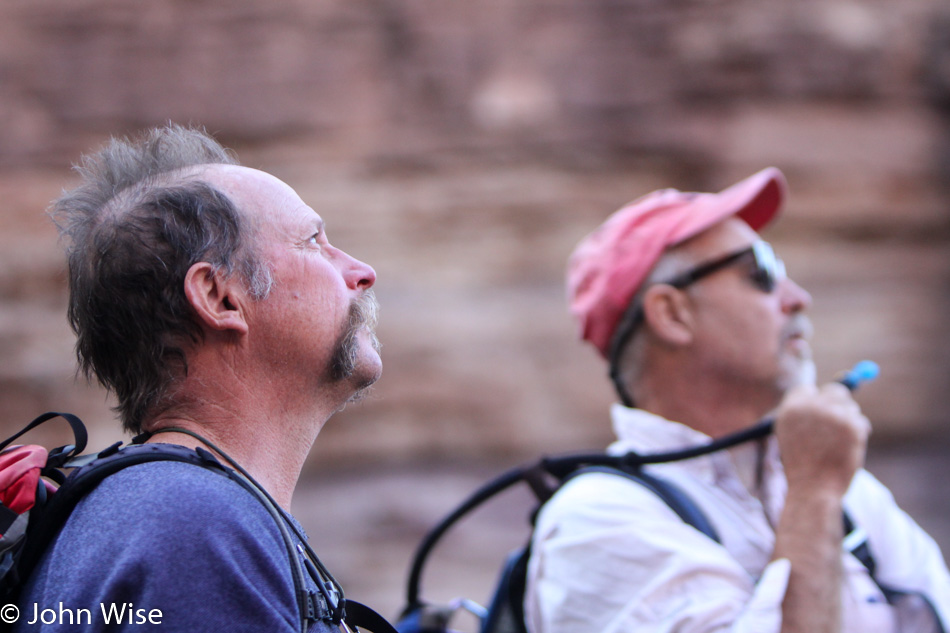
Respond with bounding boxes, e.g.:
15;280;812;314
1;0;949;620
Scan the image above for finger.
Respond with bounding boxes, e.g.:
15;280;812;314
820;381;852;399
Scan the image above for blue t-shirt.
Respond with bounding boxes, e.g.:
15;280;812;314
14;459;338;632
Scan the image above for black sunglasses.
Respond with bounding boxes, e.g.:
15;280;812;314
608;240;786;406
663;240;786;294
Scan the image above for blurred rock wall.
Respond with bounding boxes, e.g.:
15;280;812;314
1;0;949;464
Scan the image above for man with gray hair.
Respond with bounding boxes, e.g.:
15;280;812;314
524;168;950;633
15;124;383;632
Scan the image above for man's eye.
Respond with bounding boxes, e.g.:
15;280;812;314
309;233;321;245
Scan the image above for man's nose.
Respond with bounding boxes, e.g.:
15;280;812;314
780;277;812;313
340;251;376;290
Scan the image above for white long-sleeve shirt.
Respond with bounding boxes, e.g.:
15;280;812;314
524;405;950;633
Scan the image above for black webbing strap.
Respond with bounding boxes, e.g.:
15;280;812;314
143;428;398;633
21;441;325;633
345;599;399;633
843;511;876;576
19;443;230;595
0;412;88;470
842;512;946;632
142;428;331;631
404;451;725;611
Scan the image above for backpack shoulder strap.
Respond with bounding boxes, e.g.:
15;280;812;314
478;465;720;633
0;412;87;460
140;429;340;631
344;600;400;633
565;465;721;543
19;443;230;581
24;442;340;633
843;511;875;575
479;547;531;633
842;512;946;632
138;430;400;633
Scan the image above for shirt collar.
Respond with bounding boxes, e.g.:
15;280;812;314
609;403;713;452
607;403;781;491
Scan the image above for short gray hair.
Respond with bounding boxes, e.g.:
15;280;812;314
612;247;695;404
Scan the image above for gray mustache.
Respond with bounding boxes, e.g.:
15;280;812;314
349;289;380;352
782;314;812;341
327;289;380;383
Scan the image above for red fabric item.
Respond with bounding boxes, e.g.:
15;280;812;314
566;167;787;357
0;445;49;515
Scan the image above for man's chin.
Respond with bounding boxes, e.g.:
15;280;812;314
345;350;383;399
341;371;380;407
327;322;381;381
358;353;383;388
780;356;816;391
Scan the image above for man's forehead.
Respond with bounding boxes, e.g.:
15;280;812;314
193;164;277;196
194;164;320;223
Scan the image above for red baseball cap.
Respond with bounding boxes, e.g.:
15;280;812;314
567;167;787;357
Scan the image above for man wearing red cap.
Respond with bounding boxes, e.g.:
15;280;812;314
524;168;950;633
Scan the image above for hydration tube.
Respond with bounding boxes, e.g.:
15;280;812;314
837;360;880;391
623;359;882;465
403;360;880;609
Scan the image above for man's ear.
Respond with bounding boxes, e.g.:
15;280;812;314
641;285;694;346
184;262;249;335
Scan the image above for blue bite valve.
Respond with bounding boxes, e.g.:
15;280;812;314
838;360;880;391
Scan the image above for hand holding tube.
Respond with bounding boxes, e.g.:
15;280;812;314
776;381;872;495
772;361;878;633
775;360;877;494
